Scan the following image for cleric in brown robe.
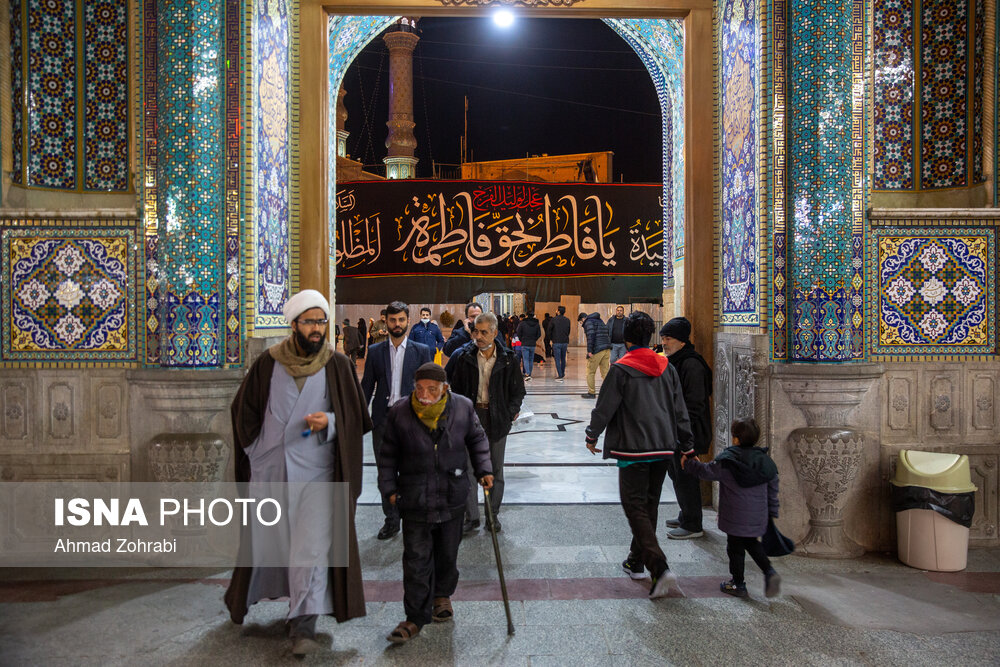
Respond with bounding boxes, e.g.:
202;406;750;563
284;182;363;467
224;289;372;656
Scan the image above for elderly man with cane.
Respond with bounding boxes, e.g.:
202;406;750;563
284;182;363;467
377;363;494;643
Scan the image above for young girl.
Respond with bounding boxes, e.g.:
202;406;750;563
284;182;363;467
681;418;781;598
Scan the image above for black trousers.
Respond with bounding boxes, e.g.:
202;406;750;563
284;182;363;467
619;459;670;577
726;534;772;584
402;514;464;628
465;407;506;522
667;456;704;532
372;423;400;526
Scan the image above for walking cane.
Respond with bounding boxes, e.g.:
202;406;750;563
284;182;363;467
483;488;515;636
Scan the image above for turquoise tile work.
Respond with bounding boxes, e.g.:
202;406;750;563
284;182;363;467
785;0;867;360
873;0;914;189
869;226;996;357
155;0;225;366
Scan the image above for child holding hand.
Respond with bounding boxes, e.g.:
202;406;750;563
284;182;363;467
681;418;781;598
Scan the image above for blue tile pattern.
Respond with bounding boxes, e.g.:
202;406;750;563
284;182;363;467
224;0;242;364
254;0;290;328
972;0;984;183
785;0;867;361
770;0;789;359
156;0;224;366
920;0;967;189
83;0;129;191
869;227;995;356
873;0;914;189
720;0;760;324
2;228;136;361
11;0;23;183
26;0;77;189
142;0;160;364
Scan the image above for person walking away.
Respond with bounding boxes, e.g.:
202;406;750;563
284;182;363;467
515;312;542;380
548;306;571;381
361;301;433;540
226;289;371;656
542;313;553;358
342;318;361;364
378;363;494;643
607;306;628;363
578;311;612;398
409;307;446;354
445;312;526;534
357;318;368;358
659;317;713;540
583;311;694;599
681;418;781;598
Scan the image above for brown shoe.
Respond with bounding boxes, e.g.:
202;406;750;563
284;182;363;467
432;596;454;622
386;620;420;643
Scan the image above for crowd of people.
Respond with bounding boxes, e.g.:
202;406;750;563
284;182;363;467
227;291;781;654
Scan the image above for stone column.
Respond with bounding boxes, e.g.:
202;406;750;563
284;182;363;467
382;25;419;179
781;0;867;361
336;85;349;159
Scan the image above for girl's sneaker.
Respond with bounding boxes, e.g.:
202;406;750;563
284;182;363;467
720;579;748;597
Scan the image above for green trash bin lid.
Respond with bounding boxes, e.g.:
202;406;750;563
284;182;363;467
891;450;977;493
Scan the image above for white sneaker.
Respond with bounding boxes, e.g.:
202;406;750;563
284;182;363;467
649;570;681;599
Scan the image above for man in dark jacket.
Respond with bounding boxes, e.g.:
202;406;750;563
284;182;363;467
443;302;483;356
660;316;713;540
409;307;446;353
542;313;552;357
361;301;433;539
515;311;542;380
342;318;361;363
584;311;694;599
445;312;526;533
548;306;571;381
578;311;612;398
606;306;627;363
378;363;494;643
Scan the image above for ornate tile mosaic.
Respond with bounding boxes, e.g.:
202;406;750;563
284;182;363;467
873;0;914;189
870;228;996;356
142;0;160;364
972;0;984;183
11;0;23;183
155;0;224;366
10;0;132;192
26;0;77;189
2;228;136;362
225;0;243;364
784;0;867;360
770;0;789;359
720;0;761;325
255;0;290;328
83;0;129;191
920;0;967;189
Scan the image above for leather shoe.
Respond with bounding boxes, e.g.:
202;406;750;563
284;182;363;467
485;518;502;533
377;522;400;540
462;519;480;534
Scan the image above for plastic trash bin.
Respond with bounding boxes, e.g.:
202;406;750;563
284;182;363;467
891;450;977;572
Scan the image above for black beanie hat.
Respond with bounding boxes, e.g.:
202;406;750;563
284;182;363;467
414;362;447;383
659;317;691;343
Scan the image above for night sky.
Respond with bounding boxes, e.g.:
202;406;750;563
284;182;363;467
340;17;663;184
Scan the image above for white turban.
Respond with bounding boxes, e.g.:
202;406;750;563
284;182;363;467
282;289;330;325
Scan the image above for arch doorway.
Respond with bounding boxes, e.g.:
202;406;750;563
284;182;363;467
295;0;714;362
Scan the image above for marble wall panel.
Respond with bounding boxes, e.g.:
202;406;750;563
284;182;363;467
968;453;998;545
44;379;77;442
0;378;33;443
883;369;918;438
927;371;960;437
0;454;128;482
968;369;997;435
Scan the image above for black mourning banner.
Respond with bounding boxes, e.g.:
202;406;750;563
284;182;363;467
334;180;664;304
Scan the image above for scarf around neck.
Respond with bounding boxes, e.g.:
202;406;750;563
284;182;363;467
269;336;333;378
410;392;448;431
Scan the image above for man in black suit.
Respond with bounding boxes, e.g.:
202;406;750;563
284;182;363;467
362;301;433;539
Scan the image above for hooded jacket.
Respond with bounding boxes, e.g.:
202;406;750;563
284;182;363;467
516;317;542;346
585;347;694;460
684;446;779;537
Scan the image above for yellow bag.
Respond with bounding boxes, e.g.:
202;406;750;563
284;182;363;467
434;349;443;365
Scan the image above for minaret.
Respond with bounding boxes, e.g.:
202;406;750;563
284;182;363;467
382;18;419;179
